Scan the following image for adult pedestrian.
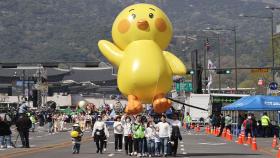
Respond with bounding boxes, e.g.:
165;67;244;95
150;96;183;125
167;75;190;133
122;114;133;155
237;114;245;136
251;113;257;137
242;115;253;137
261;112;270;137
217;114;225;137
169;113;182;156
0;116;13;148
225;114;232;133
15;113;32;148
145;121;156;157
92;115;109;154
132;115;145;157
183;112;191;131
29;113;36;132
156;115;171;157
113;116;124;151
46;113;53;133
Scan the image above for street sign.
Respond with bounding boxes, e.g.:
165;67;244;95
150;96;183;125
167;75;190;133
251;68;269;73
175;82;193;92
258;79;265;86
269;82;278;90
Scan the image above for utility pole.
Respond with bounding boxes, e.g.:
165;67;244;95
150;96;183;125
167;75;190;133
204;39;207;93
22;70;25;99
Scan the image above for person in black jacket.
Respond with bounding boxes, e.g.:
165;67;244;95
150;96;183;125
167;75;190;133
217;114;225;137
170;114;182;156
15;113;32;148
0;116;13;148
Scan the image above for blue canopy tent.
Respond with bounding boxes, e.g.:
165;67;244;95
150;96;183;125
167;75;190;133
221;95;280;137
222;95;280;111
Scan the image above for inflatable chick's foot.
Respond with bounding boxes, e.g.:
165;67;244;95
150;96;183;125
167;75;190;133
125;95;143;115
153;94;171;113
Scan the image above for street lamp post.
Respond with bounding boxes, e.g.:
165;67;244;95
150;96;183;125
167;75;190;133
239;13;275;80
266;6;280;81
205;27;238;92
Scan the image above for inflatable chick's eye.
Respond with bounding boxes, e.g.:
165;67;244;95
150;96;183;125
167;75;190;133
98;3;186;115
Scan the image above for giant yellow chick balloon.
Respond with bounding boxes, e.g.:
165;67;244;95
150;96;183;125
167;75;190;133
98;3;186;114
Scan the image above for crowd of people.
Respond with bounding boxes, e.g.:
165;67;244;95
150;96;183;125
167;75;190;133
0;97;276;158
71;112;183;157
209;112;272;138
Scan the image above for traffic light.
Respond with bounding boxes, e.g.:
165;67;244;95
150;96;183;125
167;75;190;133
186;69;195;75
216;69;231;74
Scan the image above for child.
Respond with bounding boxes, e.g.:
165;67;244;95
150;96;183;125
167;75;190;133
145;121;156;157
154;129;161;156
71;124;84;154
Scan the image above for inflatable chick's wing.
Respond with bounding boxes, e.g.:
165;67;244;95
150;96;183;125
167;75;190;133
98;3;186;115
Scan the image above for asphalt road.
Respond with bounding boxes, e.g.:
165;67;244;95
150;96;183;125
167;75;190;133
0;126;274;158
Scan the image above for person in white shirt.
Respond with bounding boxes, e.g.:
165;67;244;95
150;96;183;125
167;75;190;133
156;115;171;157
145;121;156;157
92;115;109;154
113;116;124;151
121;114;133;155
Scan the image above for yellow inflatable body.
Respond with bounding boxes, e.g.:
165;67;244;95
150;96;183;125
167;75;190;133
98;3;186;114
71;131;79;138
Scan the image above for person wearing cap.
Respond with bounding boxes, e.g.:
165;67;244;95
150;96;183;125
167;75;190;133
113;115;124;151
71;123;83;154
18;98;29;114
121;114;133;155
92;115;109;154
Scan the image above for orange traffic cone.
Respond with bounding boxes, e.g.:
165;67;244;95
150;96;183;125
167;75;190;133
222;129;226;138
241;131;245;144
215;127;219;136
246;133;252;145
206;126;210;134
226;129;230;140
212;127;216;135
237;134;243;145
277;146;280;158
228;130;233;141
195;124;200;133
272;135;278;149
251;137;257;151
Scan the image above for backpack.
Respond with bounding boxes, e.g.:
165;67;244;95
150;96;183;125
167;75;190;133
245;120;252;129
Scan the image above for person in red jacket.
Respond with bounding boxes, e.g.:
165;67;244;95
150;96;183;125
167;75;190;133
242;115;253;137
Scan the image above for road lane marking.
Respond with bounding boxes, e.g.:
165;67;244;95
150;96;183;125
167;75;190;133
198;142;227;145
108;153;114;157
180;148;185;151
180;144;184;147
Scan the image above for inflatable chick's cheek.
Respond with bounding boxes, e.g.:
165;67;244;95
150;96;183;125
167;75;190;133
98;3;186;115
